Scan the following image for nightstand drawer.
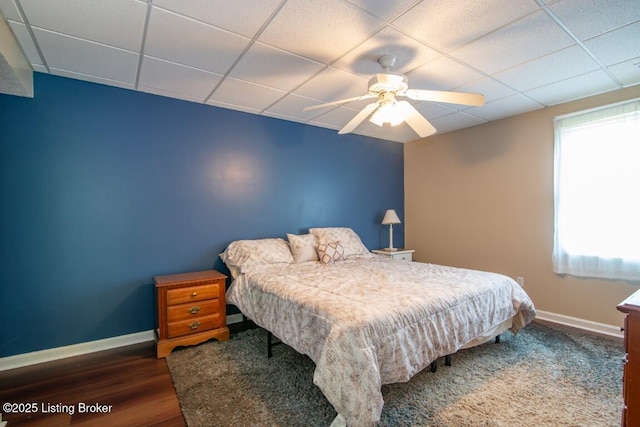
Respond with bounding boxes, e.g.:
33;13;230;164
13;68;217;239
167;314;222;338
167;299;221;322
372;249;414;261
167;283;220;305
395;253;413;261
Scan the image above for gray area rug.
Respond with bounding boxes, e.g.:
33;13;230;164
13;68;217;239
166;322;623;426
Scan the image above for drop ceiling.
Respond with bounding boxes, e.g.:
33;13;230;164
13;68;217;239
1;0;639;143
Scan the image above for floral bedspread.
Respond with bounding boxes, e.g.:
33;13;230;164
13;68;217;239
226;256;536;427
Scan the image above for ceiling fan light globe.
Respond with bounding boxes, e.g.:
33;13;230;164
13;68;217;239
369;102;405;127
389;114;404;127
369;110;385;127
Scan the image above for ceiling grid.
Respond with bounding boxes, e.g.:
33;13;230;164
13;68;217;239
0;0;638;142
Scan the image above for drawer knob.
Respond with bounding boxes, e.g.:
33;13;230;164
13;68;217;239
189;321;201;330
189;306;201;314
191;292;198;297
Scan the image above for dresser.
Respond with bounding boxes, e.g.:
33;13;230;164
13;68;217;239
617;290;640;426
372;248;415;261
155;270;229;358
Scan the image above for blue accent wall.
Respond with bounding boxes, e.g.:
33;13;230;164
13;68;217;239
0;73;404;358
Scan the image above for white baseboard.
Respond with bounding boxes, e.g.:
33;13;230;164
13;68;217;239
0;314;246;372
0;330;155;371
535;310;623;338
1;311;619;371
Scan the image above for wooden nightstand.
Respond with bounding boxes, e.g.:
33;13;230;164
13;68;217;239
154;270;229;358
372;249;415;261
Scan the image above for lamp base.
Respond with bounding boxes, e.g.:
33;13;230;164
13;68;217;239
384;247;398;251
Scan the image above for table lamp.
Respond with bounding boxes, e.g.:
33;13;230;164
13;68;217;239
382;209;401;251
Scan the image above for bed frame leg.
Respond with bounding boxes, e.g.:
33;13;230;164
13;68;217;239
495;334;501;344
431;354;453;372
267;331;283;358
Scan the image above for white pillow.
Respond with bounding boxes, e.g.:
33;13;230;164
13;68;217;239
219;238;293;277
309;227;371;259
287;233;319;263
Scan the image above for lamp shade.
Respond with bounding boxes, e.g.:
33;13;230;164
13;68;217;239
382;209;401;225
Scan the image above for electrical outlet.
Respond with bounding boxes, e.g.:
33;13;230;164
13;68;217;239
516;276;524;288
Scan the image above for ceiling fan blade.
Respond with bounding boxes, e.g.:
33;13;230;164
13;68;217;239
397;101;437;138
338;103;379;135
404;89;485;107
303;94;376;112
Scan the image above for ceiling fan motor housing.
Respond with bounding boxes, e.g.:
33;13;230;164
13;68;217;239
368;73;408;95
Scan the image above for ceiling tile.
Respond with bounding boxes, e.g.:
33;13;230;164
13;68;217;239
151;0;282;38
50;67;135;90
294;66;369;103
309;105;362;130
392;0;539;52
20;0;147;51
407;56;484;92
333;26;441;76
466;93;542;121
493;45;600;92
454;77;517;103
346;0;420;22
263;93;329;122
139;84;206;104
145;7;250;75
138;55;222;99
229;42;324;92
0;0;22;21
33;27;139;84
257;0;385;63
607;58;640;87
429;112;487;134
548;0;640;40
451;10;576;75
8;21;43;66
524;70;620;105
206;99;261;115
411;101;459;120
584;21;640;67
209;77;286;111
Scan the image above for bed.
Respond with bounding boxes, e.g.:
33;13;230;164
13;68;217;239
222;228;536;427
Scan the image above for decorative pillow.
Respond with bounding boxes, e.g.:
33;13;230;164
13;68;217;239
219;238;294;277
317;241;345;264
287;233;319;263
310;227;371;259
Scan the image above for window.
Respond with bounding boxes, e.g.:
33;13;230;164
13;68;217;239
553;98;640;281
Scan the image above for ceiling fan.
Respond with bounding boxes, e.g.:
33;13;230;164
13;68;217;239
304;55;485;138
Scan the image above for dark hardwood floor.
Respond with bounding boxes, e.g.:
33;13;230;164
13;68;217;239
0;341;184;426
